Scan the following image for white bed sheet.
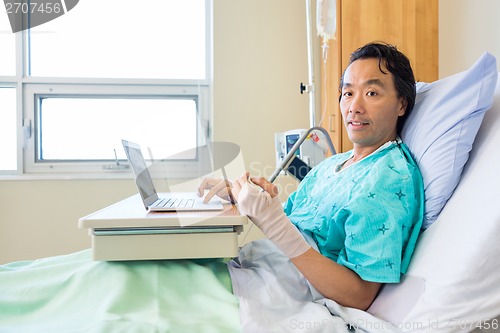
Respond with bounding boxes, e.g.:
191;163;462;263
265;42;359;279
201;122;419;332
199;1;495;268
229;239;401;333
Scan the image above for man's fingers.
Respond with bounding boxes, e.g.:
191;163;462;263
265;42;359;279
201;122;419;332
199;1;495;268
235;172;250;186
233;172;250;199
197;178;211;197
198;177;226;197
203;179;229;203
232;178;242;199
250;176;279;197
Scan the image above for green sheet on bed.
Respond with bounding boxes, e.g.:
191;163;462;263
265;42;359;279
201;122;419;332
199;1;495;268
0;250;241;333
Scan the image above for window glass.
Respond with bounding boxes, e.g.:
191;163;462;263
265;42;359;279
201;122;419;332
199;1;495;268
29;0;206;79
37;97;198;162
0;88;17;170
0;15;16;75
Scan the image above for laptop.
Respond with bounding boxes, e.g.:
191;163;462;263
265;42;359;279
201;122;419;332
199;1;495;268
122;139;224;212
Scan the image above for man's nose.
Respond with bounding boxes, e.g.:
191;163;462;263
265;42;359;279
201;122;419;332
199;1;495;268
349;95;364;113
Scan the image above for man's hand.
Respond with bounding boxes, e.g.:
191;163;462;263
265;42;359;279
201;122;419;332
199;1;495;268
232;172;311;258
197;177;235;204
231;172;279;199
197;172;278;204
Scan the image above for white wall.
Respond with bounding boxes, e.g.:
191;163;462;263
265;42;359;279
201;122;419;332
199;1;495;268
439;0;500;77
212;0;311;178
1;0;499;264
0;179;138;263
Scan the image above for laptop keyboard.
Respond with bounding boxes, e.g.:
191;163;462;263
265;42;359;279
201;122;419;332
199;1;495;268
154;197;195;209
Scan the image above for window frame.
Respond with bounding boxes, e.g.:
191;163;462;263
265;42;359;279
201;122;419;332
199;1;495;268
23;82;211;177
1;0;213;179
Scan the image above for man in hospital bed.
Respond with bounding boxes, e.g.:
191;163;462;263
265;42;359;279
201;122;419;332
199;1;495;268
199;42;424;311
0;42;426;332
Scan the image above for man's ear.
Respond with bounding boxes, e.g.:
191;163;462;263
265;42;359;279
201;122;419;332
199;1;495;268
399;98;408;116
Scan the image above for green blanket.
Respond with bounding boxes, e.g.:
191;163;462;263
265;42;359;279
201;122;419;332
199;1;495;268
0;250;240;333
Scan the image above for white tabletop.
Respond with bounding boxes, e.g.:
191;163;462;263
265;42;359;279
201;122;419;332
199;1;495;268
79;193;247;229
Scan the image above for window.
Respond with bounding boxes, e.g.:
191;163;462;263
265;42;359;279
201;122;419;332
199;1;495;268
0;0;211;177
0;22;15;76
37;97;198;161
29;0;206;79
0;87;17;171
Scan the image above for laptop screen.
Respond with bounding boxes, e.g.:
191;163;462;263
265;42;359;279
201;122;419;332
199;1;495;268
122;140;159;208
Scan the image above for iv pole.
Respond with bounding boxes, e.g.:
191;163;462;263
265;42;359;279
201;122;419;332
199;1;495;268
269;0;337;184
304;0;316;128
241;1;337;247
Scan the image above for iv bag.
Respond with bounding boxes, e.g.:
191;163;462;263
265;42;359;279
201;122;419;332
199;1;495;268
317;0;336;41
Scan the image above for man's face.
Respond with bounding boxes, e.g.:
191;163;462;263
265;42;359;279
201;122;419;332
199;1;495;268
340;58;406;152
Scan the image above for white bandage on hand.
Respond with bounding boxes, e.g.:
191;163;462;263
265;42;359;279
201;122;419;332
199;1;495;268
237;182;311;258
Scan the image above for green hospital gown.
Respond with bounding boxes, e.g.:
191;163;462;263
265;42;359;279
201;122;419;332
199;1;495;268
284;140;425;283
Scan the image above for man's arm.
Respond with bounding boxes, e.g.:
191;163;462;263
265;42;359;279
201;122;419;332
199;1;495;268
230;173;382;310
291;248;381;310
199;174;382;310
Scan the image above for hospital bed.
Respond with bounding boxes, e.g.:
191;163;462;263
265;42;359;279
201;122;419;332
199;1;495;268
0;54;498;333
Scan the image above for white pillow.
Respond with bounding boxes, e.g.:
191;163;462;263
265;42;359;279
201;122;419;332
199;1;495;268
368;71;500;332
401;52;498;229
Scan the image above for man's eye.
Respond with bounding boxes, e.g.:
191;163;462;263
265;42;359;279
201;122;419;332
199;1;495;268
367;91;377;96
343;92;352;97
